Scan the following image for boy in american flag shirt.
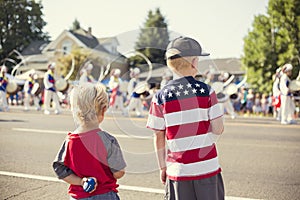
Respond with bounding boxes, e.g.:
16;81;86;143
147;36;225;200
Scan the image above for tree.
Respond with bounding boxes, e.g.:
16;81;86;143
57;48;91;81
129;8;169;71
242;0;300;93
71;18;81;31
0;0;49;62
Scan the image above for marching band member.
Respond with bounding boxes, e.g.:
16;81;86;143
279;63;296;124
125;67;144;117
43;63;62;115
272;67;282;120
0;66;9;112
218;72;237;119
160;68;172;88
24;73;41;111
107;68;126;114
79;63;95;83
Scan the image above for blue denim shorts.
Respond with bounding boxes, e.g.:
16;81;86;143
70;191;120;200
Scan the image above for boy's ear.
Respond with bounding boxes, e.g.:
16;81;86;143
102;106;107;115
191;57;198;69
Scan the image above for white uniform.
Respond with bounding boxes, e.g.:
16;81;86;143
0;72;9;111
24;77;40;111
43;69;61;114
107;76;125;113
126;77;143;117
279;73;295;124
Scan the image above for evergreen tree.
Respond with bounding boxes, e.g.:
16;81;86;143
242;0;300;93
71;18;81;31
0;0;49;61
129;8;169;70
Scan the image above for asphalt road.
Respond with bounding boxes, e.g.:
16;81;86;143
0;108;299;200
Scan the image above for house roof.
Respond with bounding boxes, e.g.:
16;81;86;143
139;58;244;78
98;37;119;45
70;30;100;49
198;58;243;74
21;41;49;55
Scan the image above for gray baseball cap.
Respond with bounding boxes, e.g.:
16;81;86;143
165;36;210;59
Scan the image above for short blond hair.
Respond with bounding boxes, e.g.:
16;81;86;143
166;56;195;72
70;82;108;125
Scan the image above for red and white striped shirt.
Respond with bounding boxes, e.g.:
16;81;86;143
147;76;223;181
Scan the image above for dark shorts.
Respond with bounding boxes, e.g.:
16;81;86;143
69;191;120;200
165;173;224;200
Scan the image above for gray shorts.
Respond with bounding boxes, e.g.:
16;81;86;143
165;173;224;200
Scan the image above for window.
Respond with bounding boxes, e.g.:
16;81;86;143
62;40;72;54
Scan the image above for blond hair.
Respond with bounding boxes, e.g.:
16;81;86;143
70;82;108;126
166;56;195;72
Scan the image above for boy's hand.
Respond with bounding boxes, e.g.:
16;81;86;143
160;168;167;185
82;177;97;193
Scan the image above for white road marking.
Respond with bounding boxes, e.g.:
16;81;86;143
11;128;152;139
0;170;261;200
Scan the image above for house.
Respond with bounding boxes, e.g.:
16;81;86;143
139;58;245;84
19;27;128;81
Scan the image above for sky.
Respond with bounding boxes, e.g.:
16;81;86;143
42;0;269;59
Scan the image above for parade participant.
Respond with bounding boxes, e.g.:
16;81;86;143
147;36;224;200
279;63;296;124
107;68;126;114
23;73;33;111
43;62;62;115
125;67;144;117
0;65;9;112
160;68;173;88
52;82;126;200
79;62;95;83
272;67;282;120
219;72;237;119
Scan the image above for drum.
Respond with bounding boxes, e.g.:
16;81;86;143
225;83;238;95
216;92;229;103
211;82;224;94
55;78;69;93
134;81;149;94
31;83;41;96
289;80;300;91
6;80;18;94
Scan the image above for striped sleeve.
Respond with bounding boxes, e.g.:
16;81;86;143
52;138;74;179
147;95;166;131
208;88;223;120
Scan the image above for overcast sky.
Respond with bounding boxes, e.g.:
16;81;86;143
42;0;269;58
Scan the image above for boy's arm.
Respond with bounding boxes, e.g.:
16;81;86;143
154;130;167;184
113;169;125;179
53;161;98;193
105;134;127;179
211;116;224;135
62;173;84;186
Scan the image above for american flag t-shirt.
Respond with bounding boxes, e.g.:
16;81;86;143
147;76;223;181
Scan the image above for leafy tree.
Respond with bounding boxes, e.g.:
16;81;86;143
57;48;91;81
0;0;49;61
129;8;169;71
242;0;300;93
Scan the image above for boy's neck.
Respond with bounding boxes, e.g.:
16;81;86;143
173;70;195;80
74;121;100;134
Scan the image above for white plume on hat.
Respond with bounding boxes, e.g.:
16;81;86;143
133;67;140;75
223;72;229;79
1;65;7;73
86;63;93;71
33;73;38;79
48;62;56;69
283;63;293;72
113;68;121;76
